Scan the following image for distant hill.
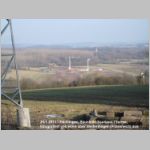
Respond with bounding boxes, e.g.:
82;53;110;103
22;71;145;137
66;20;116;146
2;43;149;68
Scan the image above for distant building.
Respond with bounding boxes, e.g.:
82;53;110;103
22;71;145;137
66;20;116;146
48;63;57;70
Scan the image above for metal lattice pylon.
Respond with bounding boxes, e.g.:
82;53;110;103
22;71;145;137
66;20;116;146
1;19;23;108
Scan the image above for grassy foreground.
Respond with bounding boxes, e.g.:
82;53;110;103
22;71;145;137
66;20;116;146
2;99;149;129
1;85;149;129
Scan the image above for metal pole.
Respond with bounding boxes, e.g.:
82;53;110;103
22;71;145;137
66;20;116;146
1;19;9;35
9;19;23;107
1;19;23;108
1;19;31;128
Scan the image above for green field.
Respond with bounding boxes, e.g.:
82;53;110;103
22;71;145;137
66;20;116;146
22;85;149;107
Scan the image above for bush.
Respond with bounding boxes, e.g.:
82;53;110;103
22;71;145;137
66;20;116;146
20;73;146;90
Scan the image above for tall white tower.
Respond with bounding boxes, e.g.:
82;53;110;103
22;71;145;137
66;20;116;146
68;56;71;70
96;48;98;53
86;58;90;72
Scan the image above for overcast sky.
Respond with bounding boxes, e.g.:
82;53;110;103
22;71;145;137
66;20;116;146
1;19;149;46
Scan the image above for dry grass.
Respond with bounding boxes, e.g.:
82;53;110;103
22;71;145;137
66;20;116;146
6;63;149;81
1;100;148;130
97;64;148;76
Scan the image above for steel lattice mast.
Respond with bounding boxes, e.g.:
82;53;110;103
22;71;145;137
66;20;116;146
1;19;23;108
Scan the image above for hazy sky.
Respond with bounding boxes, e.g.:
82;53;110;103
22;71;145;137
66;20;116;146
1;19;149;45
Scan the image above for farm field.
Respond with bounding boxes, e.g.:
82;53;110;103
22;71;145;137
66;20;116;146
1;85;149;129
97;63;148;76
22;85;149;107
1;20;149;130
6;63;149;81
